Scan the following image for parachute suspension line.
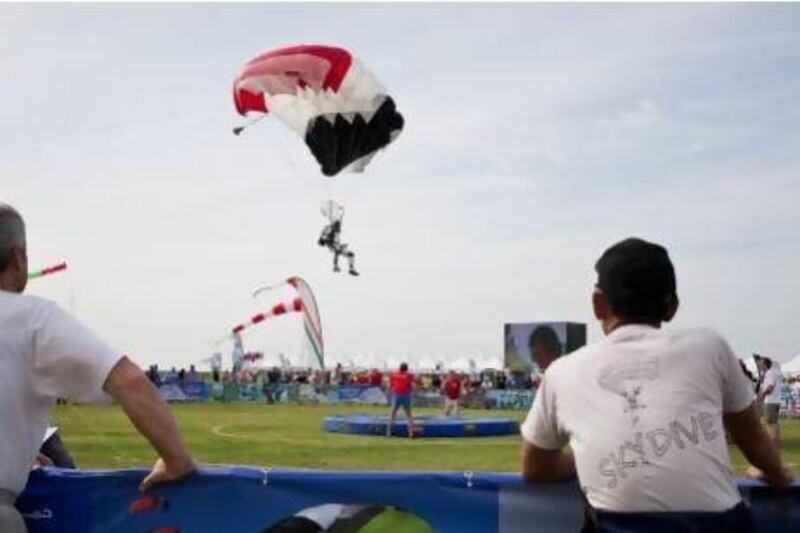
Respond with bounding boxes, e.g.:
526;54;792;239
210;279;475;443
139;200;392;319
232;114;267;136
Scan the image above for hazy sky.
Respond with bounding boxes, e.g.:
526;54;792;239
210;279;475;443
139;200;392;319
3;3;799;369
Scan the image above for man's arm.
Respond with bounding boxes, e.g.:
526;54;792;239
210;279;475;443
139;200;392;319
724;401;791;489
757;383;774;403
103;357;196;491
520;441;576;483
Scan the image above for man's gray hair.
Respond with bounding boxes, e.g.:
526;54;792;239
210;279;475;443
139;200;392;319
0;203;26;271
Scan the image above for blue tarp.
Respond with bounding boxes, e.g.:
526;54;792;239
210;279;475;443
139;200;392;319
16;468;800;532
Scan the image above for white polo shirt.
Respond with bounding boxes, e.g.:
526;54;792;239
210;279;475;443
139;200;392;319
762;366;783;405
0;291;122;494
521;325;754;513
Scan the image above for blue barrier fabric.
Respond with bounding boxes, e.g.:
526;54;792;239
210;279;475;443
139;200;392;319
16;468;800;532
323;414;520;438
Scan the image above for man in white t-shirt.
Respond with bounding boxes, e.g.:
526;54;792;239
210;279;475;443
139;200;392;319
519;237;791;531
757;357;783;449
0;204;196;532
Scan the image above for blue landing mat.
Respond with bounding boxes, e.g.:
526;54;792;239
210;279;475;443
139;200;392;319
323;414;520;437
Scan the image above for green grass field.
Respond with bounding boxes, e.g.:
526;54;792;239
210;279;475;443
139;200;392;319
52;403;800;475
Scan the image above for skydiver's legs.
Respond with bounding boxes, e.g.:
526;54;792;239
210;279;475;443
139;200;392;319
347;251;358;276
331;247;341;272
337;244;358;276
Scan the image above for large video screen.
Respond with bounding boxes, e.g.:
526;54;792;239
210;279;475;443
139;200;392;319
504;322;586;372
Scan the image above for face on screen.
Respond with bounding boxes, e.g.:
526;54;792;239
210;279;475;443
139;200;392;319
530;342;558;372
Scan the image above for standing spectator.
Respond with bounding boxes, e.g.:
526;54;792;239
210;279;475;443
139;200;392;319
0;204;195;532
496;371;507;390
146;365;162;387
758;357;783;449
520;237;790;531
442;371;462;417
369;368;383;388
165;367;179;385
387;363;416;438
186;364;200;384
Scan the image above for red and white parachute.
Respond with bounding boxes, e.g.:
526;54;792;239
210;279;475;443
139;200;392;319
233;44;404;177
226;276;324;369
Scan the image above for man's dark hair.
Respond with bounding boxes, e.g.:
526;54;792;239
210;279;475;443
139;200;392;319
763;358;773;370
528;326;562;357
399;362;408;372
595;237;677;323
0;204;25;271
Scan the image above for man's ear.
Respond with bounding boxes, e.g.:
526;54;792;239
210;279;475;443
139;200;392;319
663;294;679;322
592;289;609;321
9;245;28;293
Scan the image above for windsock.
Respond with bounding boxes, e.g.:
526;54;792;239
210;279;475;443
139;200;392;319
230;297;304;335
28;261;67;280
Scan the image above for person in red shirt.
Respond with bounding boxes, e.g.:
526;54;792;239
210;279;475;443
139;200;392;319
387;363;416;438
442;371;462;417
369;368;383;388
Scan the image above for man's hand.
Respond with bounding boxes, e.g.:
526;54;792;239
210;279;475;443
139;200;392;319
140;457;196;492
745;465;794;492
33;453;54;469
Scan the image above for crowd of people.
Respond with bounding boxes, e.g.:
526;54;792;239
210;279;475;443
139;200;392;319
147;365;540;410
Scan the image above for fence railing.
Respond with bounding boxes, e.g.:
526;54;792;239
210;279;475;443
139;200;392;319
18;467;800;532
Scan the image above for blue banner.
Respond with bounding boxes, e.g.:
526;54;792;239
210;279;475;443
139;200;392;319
484;390;534;411
16;468;800;532
324;386;388;405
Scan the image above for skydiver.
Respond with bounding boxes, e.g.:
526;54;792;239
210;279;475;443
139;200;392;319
318;219;359;276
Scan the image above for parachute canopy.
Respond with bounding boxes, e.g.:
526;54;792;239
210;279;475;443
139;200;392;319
233;44;404;177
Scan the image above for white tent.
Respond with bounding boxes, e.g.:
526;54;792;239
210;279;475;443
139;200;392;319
781;354;800;375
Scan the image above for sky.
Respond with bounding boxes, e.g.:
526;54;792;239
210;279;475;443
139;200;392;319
2;3;799;370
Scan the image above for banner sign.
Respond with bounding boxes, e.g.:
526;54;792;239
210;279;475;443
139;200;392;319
324;386;388;405
484;390;534;411
17;468;800;532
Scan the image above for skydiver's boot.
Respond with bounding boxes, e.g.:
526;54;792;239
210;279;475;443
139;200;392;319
347;253;359;276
